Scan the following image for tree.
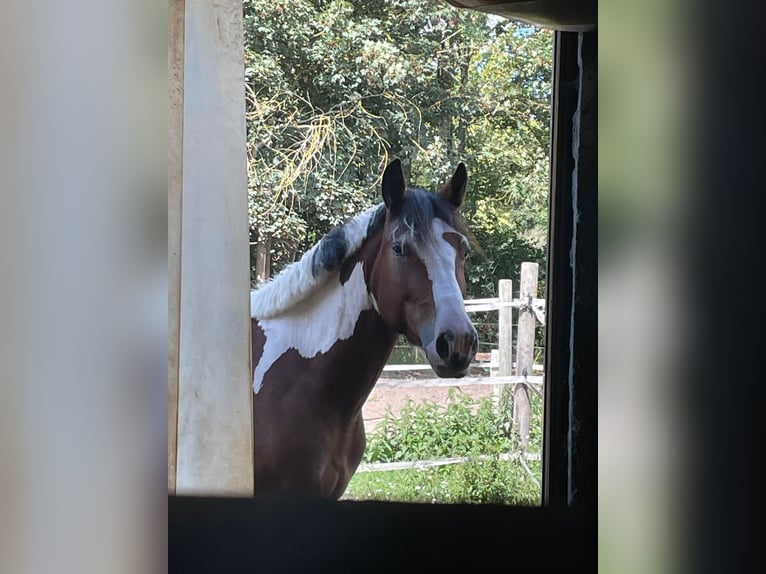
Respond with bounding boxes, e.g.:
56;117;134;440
460;21;553;295
244;0;553;297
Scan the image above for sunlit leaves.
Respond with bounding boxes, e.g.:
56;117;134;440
244;0;553;286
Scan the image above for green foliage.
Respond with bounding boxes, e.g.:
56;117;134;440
344;460;541;505
344;388;542;505
244;1;553;290
364;388;511;462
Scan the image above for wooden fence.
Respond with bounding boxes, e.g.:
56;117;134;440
367;262;545;473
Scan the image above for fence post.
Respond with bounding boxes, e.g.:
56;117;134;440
514;262;539;452
490;349;499;377
496;279;513;411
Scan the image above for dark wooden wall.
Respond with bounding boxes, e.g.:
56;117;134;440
169;28;597;573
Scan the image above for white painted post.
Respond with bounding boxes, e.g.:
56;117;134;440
490;349;499;377
513;262;539;453
167;0;185;495
490;349;500;410
172;0;254;496
496;280;513;411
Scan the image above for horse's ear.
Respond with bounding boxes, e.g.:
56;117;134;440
382;158;406;213
439;162;467;209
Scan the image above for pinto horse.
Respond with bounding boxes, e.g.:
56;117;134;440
250;159;478;499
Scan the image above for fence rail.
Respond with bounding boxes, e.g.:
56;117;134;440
382;362;545;373
463;298;546;314
374;375;544;389
356;452;541;473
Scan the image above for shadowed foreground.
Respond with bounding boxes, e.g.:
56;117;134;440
169;496;594;573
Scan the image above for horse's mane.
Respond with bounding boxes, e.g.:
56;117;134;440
385;187;481;253
250;188;479;320
250;203;386;320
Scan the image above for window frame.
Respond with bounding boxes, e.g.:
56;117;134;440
169;26;597;572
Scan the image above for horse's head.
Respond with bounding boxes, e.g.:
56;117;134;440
369;159;478;378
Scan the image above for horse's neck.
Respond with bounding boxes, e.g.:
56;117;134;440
253;233;398;405
320;300;398;418
328;234;399;414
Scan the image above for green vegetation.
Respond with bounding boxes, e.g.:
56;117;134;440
244;0;553;296
343;388;543;504
344;460;541;505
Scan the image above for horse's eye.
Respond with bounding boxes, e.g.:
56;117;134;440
392;243;405;257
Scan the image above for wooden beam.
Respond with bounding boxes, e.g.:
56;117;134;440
175;0;253;496
167;0;185;496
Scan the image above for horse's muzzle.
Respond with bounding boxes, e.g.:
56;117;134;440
425;326;478;378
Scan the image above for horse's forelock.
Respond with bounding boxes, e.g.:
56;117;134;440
392;189;480;253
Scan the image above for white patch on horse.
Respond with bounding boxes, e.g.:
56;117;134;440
250;204;380;320
252;262;371;393
418;219;466;320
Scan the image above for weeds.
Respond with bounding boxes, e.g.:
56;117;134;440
344;388;543;505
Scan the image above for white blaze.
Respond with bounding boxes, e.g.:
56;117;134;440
419;219;465;319
252;262;371;393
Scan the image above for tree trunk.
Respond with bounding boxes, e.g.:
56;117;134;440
457;45;471;155
255;233;271;285
437;36;453;155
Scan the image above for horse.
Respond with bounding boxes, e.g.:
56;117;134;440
250;159;479;499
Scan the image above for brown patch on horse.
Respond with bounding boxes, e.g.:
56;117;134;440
369;226;433;346
339;230;381;285
252;308;397;499
438;162;467;208
251;320;265;367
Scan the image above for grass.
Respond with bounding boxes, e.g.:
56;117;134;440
344;460;542;505
343;387;543;505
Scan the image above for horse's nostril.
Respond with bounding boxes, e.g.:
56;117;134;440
435;331;451;359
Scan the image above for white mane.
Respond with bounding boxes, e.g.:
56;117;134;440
250;204;383;320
